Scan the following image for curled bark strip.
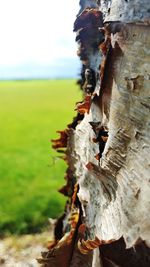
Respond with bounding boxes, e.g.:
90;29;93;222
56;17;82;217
51;130;68;149
76;95;92;114
37;207;80;267
74;8;103;32
78;236;115;254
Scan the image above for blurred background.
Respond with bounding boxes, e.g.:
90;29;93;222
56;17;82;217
0;0;81;236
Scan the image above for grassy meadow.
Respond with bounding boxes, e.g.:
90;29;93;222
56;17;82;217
0;80;81;235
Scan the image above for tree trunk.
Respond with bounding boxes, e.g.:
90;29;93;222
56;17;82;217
38;1;150;266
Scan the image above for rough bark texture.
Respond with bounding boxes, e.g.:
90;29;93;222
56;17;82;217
38;0;150;266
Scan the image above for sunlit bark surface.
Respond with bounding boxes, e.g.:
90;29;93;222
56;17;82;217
38;1;150;266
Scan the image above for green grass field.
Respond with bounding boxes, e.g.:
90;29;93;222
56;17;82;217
0;80;81;235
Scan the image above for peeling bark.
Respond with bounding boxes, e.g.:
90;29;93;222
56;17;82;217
39;0;150;266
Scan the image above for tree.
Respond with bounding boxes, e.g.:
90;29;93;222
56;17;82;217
38;0;150;266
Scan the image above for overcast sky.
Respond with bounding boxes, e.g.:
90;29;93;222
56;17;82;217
0;0;79;78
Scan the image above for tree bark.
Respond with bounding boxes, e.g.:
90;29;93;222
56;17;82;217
38;1;150;266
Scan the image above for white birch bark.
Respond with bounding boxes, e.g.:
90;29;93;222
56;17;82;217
39;1;150;266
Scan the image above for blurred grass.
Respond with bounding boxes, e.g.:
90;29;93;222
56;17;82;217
0;80;81;235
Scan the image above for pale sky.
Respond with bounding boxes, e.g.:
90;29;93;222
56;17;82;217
0;0;79;69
